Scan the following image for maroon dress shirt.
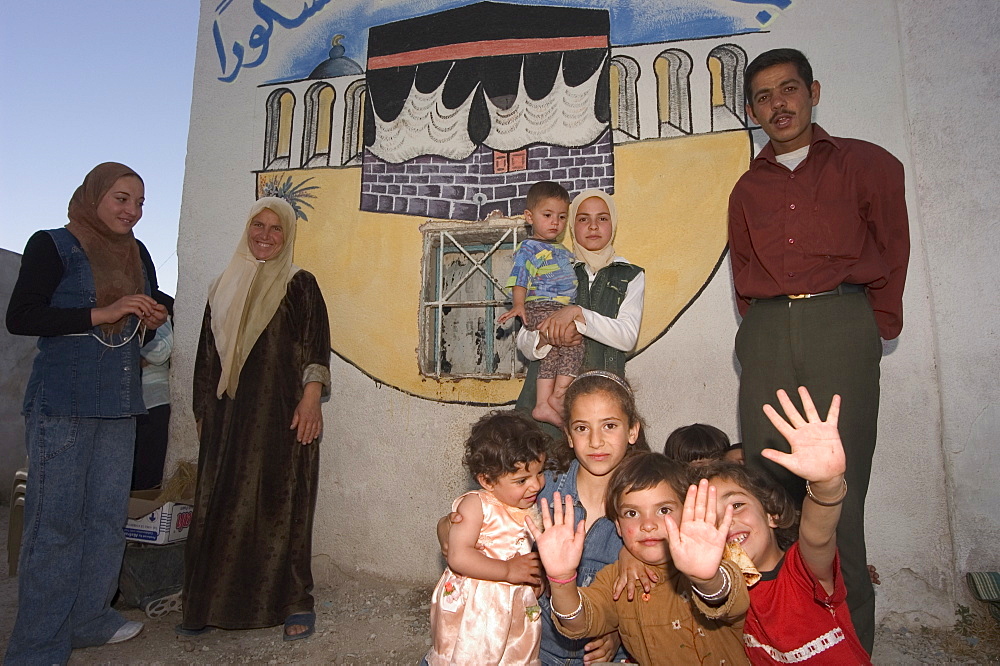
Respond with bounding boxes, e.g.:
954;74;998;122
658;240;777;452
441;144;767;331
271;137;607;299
728;124;909;339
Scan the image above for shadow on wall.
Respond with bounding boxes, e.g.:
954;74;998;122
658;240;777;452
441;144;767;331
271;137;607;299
0;249;34;505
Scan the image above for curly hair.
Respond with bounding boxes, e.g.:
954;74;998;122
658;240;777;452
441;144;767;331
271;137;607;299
604;452;689;521
550;372;650;471
463;410;552;484
695;461;799;550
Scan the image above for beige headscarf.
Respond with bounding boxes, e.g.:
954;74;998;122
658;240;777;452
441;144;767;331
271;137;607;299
567;189;618;274
66;162;145;334
209;197;299;399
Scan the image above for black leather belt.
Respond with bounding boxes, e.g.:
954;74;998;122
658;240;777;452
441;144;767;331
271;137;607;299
779;283;865;300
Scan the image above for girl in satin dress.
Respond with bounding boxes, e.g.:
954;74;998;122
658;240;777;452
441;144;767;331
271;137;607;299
426;411;550;665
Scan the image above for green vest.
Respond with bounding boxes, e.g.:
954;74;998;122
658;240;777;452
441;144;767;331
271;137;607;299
514;262;644;434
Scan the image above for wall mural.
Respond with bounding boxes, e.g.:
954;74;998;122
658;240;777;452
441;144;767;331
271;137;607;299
214;0;793;403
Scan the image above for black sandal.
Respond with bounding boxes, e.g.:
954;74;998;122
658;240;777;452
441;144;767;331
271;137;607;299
283;612;315;641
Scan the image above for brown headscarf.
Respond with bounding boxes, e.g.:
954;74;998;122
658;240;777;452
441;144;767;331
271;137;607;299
208;197;300;399
66;162;145;334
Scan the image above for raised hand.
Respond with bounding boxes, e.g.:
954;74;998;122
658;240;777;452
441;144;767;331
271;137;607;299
664;480;733;583
525;492;585;581
761;387;846;484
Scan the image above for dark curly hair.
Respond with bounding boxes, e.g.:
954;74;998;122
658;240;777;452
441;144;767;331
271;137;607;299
604;452;689;521
695;461;799;550
464;410;551;484
551;372;650;470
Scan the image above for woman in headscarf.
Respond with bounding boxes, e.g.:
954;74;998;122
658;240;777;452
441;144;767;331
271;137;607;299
179;197;331;641
5;162;168;663
513;188;645;666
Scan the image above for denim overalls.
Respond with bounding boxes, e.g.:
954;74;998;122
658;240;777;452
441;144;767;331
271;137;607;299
538;461;630;665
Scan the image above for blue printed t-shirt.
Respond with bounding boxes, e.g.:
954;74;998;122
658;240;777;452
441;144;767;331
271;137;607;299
506;238;577;304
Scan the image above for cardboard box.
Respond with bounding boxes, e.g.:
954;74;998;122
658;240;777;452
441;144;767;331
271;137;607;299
124;490;194;545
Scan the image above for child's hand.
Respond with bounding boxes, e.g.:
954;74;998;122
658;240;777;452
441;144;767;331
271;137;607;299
664;480;733;583
525;492;585;581
612;546;660;601
761;388;846;484
504;552;542;586
498;303;525;325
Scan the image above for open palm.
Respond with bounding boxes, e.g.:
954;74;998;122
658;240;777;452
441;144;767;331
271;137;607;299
761;387;846;483
665;480;733;582
526;492;585;581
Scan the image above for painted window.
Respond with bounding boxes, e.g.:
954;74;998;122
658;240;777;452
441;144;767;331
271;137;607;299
654;49;693;136
342;79;367;166
302;83;336;168
264;89;296;170
419;221;528;379
707;44;747;131
610;56;640;141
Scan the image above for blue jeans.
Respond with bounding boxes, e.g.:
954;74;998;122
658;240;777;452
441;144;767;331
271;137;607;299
5;413;135;665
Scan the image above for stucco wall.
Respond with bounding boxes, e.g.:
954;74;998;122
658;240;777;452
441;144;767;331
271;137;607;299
170;0;999;628
897;0;1000;599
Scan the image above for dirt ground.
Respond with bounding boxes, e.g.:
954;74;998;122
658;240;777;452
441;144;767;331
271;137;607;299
0;506;997;664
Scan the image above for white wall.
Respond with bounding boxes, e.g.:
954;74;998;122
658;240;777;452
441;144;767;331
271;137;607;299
171;0;1000;627
896;0;1000;601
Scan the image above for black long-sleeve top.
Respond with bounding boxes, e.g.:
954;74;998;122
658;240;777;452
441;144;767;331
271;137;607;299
6;230;160;338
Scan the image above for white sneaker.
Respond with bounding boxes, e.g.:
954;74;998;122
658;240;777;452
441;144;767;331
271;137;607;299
107;620;144;644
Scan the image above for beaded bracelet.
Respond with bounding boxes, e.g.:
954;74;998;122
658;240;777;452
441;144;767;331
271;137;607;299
553;590;584;620
691;564;731;602
546;573;577;585
805;478;848;507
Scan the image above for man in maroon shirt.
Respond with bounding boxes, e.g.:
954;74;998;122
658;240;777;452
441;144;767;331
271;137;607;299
728;48;909;653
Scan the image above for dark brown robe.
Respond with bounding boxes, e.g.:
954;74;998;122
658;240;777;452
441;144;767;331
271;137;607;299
182;270;330;629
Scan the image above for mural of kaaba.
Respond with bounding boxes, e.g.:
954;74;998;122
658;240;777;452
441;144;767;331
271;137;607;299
254;0;760;403
360;2;614;221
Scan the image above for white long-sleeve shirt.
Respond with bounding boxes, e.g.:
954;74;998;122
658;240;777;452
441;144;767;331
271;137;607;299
516;257;645;361
140;318;172;409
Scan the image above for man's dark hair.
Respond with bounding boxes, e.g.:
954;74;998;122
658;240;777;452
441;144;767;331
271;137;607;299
744;48;813;107
525;181;571;210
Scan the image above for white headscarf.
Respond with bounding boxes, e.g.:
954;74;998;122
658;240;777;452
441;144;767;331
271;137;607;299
208;197;299;398
567;189;618;273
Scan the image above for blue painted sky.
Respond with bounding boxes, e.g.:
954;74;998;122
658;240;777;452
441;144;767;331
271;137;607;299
0;1;200;295
271;0;763;82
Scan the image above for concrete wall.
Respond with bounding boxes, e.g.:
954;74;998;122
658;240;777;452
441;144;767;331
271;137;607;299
169;0;1000;628
896;0;1000;602
0;250;36;504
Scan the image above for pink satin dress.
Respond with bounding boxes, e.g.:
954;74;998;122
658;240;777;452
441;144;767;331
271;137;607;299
426;490;541;665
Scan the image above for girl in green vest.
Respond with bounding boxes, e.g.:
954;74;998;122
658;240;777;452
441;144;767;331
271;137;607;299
515;189;645;430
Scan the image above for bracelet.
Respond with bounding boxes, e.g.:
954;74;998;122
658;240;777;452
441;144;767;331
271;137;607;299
692;564;731;602
805;478;848;507
553;590;584;620
546;573;577;585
